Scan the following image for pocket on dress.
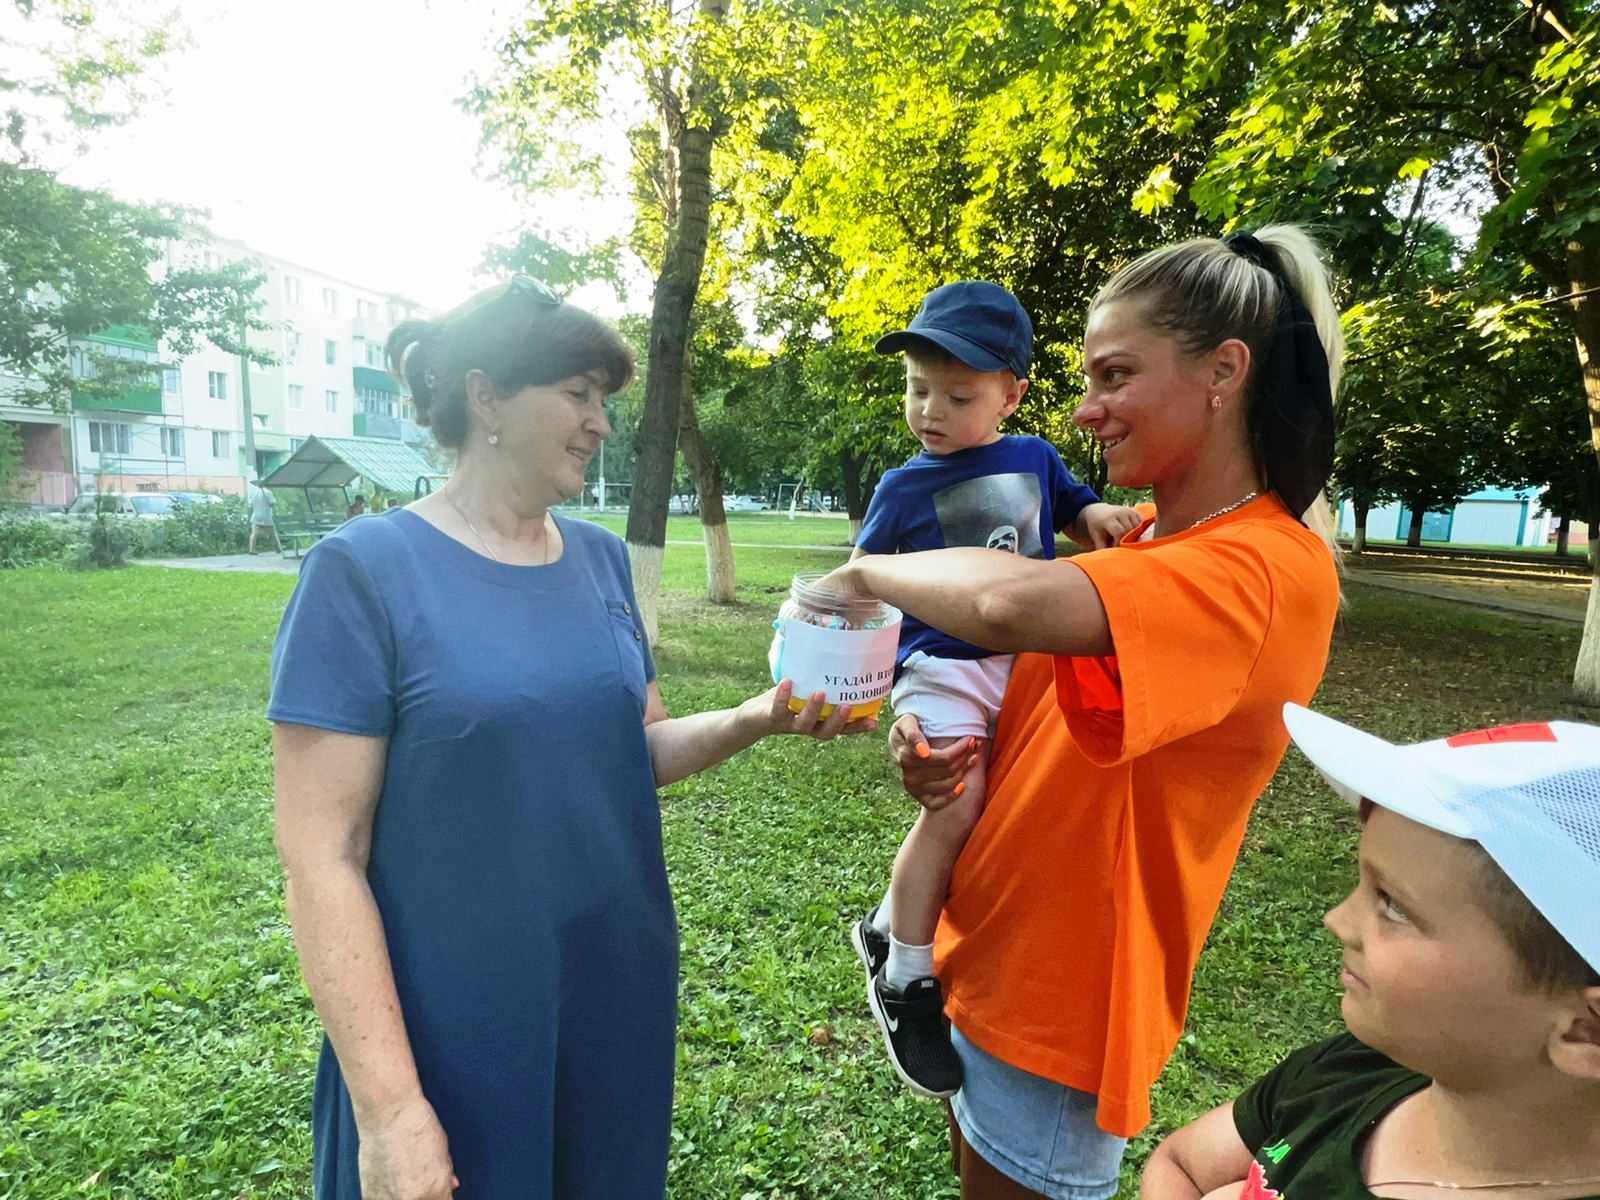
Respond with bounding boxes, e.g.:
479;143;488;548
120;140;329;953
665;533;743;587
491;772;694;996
607;599;649;708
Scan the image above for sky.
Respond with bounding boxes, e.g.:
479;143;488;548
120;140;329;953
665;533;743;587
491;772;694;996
56;0;637;315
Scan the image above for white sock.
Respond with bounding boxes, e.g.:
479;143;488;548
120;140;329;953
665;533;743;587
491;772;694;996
885;935;935;992
871;890;893;934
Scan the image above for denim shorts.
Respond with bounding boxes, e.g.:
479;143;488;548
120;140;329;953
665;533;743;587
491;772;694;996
949;1025;1127;1200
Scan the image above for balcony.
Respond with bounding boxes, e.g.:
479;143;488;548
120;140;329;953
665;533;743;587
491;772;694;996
70;326;164;415
72;380;162;414
354;411;402;440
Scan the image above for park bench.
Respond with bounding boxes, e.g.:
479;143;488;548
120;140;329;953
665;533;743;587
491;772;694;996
278;516;346;559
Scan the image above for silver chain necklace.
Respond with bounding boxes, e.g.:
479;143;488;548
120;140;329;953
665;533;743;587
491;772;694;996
445;492;550;566
1191;491;1260;528
1367;1172;1600;1193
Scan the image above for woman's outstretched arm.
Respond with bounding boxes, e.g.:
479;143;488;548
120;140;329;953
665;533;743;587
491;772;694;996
832;550;1113;658
642;680;875;787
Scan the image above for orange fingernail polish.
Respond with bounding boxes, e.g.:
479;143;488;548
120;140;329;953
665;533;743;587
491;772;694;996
915;742;931;759
954;782;966;797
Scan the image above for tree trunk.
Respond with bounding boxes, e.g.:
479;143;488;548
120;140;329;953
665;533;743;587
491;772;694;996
678;390;735;602
1090;440;1109;497
839;448;868;547
1557;514;1572;557
621;0;726;645
1352;496;1370;554
1405;505;1425;548
1566;232;1600;702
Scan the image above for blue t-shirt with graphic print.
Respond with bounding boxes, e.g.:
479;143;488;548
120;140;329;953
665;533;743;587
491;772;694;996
856;434;1099;665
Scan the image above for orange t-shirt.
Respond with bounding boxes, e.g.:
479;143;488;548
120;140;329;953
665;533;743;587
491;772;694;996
934;495;1339;1137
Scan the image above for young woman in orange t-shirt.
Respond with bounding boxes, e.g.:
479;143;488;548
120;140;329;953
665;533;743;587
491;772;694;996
829;225;1346;1200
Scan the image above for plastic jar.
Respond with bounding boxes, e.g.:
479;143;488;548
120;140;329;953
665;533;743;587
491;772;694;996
767;572;902;719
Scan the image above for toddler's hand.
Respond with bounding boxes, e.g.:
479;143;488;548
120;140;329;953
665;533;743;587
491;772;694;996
1081;502;1143;550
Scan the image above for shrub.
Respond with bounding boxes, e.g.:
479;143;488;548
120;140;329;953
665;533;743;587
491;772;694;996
0;511;72;568
162;496;250;556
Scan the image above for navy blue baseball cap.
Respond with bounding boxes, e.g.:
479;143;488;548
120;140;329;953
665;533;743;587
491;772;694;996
874;281;1033;378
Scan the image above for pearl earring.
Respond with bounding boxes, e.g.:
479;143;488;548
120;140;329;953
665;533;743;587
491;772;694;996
1209;395;1221;411
487;433;500;446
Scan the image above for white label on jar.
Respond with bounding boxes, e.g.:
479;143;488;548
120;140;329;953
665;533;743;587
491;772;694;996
775;617;901;705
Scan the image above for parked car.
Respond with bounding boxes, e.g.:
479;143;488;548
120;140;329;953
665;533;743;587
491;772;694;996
55;492;179;519
722;494;768;512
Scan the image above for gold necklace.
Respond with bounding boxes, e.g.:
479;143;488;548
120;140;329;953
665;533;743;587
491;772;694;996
1191;490;1259;527
445;493;549;566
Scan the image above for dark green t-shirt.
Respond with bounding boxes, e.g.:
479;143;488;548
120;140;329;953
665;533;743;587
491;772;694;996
1231;1034;1599;1199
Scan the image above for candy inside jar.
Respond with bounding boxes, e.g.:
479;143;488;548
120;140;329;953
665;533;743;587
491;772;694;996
767;572;901;719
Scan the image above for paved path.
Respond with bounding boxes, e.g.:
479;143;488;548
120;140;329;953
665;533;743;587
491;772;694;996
144;553;303;575
1345;569;1581;625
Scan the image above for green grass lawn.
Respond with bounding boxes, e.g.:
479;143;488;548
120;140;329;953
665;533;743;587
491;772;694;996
569;510;858;548
1;548;1590;1199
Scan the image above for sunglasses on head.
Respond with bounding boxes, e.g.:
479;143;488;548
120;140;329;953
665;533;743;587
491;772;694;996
507;275;562;306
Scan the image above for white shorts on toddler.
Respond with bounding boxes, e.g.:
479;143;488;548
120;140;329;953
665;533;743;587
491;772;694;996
889;651;1015;741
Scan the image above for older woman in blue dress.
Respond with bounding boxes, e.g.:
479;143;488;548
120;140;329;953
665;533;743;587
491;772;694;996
268;278;869;1200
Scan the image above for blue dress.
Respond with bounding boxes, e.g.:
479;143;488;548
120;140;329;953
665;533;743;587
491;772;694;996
268;510;677;1199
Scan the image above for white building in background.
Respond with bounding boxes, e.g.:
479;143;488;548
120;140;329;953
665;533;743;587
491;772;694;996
1338;486;1556;548
7;235;430;506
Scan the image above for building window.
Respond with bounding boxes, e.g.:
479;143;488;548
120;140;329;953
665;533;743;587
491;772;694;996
208;370;228;400
212;431;229;458
289;437;305;453
324;339;337;365
285;275;302;305
88;421;131;455
160;426;184;458
163;368;180;395
285;328;302;365
401;399;415;421
358;389;395;417
288;384;304;410
322;287;339;315
325;389;338;413
366;341;384;367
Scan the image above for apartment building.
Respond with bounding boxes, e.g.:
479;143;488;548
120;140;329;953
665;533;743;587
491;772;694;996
6;236;428;506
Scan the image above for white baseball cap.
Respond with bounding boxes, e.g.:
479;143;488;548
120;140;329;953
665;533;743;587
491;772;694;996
1283;702;1600;975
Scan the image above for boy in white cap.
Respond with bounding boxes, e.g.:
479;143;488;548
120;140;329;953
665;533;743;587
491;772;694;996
1141;704;1600;1200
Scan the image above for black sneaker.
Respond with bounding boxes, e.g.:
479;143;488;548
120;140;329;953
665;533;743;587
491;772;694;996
850;909;889;983
867;974;963;1099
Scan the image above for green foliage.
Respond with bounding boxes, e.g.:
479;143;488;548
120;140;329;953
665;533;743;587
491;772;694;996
474;0;1599;532
0;510;73;567
0;0;178;160
1339;286;1498;516
1478;11;1600;259
0;421;23;501
479;228;629;301
0;5;275;412
85;504;131;567
0;164;277;411
162;496;252;557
